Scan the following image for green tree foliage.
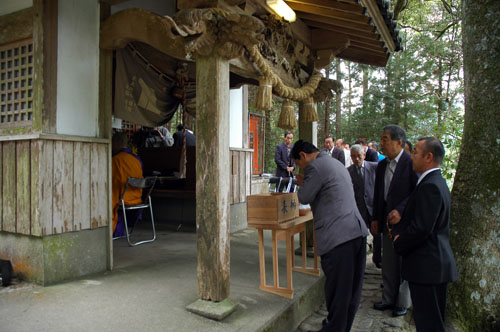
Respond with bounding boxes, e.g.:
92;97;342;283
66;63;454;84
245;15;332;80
319;0;463;181
253;0;464;181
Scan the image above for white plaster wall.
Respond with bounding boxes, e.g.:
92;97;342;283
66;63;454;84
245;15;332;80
0;0;32;16
229;87;243;148
56;0;99;137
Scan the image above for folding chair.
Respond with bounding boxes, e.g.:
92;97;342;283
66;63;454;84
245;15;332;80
268;176;282;192
117;176;157;246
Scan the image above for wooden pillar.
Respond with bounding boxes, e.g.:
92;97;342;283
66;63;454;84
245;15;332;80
195;55;231;301
298;101;318;146
299;101;317;248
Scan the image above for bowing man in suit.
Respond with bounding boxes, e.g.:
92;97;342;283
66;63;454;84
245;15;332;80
293;140;369;332
323;135;345;165
372;125;419;317
392;137;457;332
348;144;380;267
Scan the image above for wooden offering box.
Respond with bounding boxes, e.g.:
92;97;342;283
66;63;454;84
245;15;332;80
247;192;299;225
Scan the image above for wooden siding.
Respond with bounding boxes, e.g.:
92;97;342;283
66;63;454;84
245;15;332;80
0;138;109;236
229;148;252;204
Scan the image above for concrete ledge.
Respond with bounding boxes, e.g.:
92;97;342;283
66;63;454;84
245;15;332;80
0;227;109;285
262;274;326;332
186;298;238;321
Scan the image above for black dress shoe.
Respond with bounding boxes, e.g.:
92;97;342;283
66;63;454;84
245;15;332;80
373;301;394;311
392;307;407;317
322;317;329;327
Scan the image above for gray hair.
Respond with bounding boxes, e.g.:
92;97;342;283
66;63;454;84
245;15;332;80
350;144;365;154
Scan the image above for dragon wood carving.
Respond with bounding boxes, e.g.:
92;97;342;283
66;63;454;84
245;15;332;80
101;8;264;60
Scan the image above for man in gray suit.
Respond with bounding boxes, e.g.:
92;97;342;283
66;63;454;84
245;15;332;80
372;125;418;317
292;140;369;332
348;144;381;267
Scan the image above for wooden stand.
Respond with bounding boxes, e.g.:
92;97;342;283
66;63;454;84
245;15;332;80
249;212;320;299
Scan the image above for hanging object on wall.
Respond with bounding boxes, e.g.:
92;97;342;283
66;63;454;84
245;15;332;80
254;76;274;111
277;99;297;130
299;96;319;123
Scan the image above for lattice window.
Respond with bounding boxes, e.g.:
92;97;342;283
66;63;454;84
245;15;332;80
121;120;141;140
0;39;34;128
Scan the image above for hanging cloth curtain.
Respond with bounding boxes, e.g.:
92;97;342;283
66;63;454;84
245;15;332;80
114;45;181;127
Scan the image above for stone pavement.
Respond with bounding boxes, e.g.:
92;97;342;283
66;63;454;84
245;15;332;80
295;256;416;332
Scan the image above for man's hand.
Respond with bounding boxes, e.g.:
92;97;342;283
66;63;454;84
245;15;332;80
371;220;379;235
387;209;401;225
286;166;294;173
296;173;304;186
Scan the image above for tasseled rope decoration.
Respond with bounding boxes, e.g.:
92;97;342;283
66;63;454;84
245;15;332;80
277;99;297;130
254;76;274;111
299;96;319;123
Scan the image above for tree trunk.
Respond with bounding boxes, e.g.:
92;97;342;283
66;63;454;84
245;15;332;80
335;58;342;139
437;57;444;130
449;0;500;330
324;66;330;136
362;64;369;111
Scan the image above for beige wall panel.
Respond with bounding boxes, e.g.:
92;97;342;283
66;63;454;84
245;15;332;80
2;142;16;233
231;153;239;204
90;143;108;228
30;140;42;236
53;141;74;233
239;151;246;203
0;143;2;230
73;142;91;231
16;141;31;235
39;140;54;235
246;151;251;198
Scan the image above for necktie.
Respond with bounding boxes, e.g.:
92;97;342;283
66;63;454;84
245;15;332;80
358;166;364;180
384;160;396;201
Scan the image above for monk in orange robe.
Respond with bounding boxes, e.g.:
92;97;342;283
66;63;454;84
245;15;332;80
112;132;143;234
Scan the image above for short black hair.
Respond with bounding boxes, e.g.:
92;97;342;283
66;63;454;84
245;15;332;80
325;135;335;141
291;140;319;160
284;130;294;137
177;124;184;131
405;141;413;152
418;137;445;164
382;125;407;147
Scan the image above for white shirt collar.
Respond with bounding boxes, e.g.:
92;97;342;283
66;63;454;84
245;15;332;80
417;168;441;185
389;148;404;163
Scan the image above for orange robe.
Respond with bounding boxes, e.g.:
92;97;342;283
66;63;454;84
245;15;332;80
112;151;143;232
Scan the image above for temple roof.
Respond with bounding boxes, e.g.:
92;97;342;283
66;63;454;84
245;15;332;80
279;0;402;67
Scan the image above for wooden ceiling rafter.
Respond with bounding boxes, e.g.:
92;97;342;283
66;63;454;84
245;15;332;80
311;28;385;56
287;2;370;25
349;41;387;56
297;12;375;33
304;20;379;41
285;0;365;15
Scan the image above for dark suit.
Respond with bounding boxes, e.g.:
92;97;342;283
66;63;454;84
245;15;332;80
348;161;377;227
274;142;295;178
372;150;418;308
394;170;457;331
365;147;378;162
173;129;196;147
322;147;345;165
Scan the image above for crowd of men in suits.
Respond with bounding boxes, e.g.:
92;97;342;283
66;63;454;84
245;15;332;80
276;125;457;332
